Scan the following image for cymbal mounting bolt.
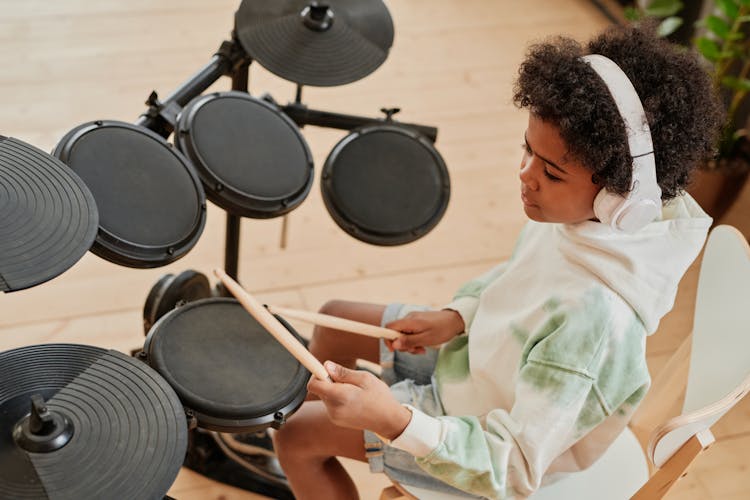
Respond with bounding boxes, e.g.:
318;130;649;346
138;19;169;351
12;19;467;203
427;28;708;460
301;3;334;32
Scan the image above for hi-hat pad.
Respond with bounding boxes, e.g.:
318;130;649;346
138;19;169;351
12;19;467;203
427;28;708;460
235;0;394;87
0;344;187;500
0;137;98;292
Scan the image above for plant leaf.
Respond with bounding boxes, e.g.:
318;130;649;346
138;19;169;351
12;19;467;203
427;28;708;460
658;16;683;36
706;15;732;39
624;6;641;21
721;76;750;91
717;0;740;21
696;36;722;61
644;0;684;17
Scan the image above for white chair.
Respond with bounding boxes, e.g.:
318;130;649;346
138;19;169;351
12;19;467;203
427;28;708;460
381;225;750;500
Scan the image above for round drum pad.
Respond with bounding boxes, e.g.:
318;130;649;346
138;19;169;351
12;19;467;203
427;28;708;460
0;344;187;500
175;91;314;218
0;136;98;292
321;125;450;246
54;121;206;268
143;297;309;432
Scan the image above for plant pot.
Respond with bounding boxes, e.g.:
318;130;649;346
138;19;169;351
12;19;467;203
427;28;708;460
688;166;750;222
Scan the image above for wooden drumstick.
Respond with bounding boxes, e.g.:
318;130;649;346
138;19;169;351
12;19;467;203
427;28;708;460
213;269;330;381
267;305;400;340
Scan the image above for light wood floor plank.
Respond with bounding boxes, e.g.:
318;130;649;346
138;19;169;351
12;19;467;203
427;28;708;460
1;1;746;498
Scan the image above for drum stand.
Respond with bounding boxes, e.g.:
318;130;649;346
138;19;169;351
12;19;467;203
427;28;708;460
134;36;249;284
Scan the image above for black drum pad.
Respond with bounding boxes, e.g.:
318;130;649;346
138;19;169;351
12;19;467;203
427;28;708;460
322;125;450;246
144;298;309;432
54;121;206;268
175;92;313;218
0;344;187;500
0;136;98;292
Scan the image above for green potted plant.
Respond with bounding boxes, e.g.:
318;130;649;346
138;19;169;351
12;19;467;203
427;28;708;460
690;0;750;219
627;0;750;220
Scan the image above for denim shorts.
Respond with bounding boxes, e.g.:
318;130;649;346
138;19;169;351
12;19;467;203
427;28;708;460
363;303;480;498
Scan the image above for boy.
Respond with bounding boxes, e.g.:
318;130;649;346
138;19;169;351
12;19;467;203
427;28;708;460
272;24;723;499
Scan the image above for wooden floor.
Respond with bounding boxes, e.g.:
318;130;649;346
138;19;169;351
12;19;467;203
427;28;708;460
1;1;747;498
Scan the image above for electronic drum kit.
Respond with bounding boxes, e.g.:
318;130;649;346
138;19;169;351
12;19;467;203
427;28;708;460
0;1;450;498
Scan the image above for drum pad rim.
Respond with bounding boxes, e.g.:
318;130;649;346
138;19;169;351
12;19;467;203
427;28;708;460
53;120;207;268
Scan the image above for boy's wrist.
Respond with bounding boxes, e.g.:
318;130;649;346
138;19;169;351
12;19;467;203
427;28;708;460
380;404;413;442
388;405;443;457
441;296;477;333
441;307;466;335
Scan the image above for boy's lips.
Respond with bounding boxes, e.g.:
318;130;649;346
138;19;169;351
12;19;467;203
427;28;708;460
521;191;537;207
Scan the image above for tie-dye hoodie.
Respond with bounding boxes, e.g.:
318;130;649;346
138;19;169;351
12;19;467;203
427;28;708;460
389;194;711;498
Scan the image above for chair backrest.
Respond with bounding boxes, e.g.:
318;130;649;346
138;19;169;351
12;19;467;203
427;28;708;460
649;225;750;467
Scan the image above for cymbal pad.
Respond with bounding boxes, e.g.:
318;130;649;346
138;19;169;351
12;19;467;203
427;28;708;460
0;344;187;499
235;0;394;86
0;137;98;292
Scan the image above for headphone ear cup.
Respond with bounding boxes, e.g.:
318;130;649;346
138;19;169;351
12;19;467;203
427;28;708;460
594;187;661;233
593;188;624;228
615;197;661;233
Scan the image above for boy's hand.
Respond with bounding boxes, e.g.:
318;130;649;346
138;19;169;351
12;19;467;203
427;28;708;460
307;361;412;441
385;309;464;354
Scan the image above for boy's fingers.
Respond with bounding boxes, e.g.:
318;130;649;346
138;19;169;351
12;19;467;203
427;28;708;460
384;339;395;352
307;374;330;393
384;318;406;331
394;332;429;349
308;362;376;400
325;361;371;387
386;317;424;332
307;375;351;402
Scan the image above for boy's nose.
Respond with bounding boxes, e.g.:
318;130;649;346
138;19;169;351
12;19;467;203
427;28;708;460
519;161;539;191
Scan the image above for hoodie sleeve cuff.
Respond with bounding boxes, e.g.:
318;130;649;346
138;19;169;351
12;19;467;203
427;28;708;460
442;296;479;332
390;405;444;457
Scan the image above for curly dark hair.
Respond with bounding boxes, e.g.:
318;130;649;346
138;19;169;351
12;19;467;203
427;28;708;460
513;24;723;199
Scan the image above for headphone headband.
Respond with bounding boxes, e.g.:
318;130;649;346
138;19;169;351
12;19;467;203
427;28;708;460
582;54;662;232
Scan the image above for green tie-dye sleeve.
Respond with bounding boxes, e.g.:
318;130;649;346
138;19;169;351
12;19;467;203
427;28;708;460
417;365;599;498
452;262;510;301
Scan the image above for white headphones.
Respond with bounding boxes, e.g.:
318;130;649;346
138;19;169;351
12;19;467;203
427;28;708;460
582;54;662;233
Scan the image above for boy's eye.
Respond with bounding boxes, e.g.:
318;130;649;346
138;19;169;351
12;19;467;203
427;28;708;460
521;140;562;181
544;169;562;182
